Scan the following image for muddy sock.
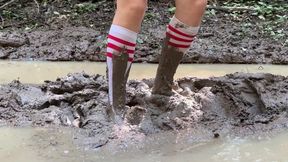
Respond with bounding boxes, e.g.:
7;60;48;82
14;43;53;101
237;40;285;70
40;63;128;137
152;16;199;95
106;24;137;116
167;16;199;52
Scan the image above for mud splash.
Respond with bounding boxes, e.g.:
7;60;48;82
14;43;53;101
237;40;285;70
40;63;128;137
1;72;288;150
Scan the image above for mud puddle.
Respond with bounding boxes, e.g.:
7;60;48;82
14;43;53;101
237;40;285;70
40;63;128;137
1;64;288;158
0;61;287;84
99;131;288;162
0;127;87;162
1;127;288;162
1;72;288;150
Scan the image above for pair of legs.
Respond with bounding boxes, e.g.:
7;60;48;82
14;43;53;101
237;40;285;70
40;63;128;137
113;0;207;32
106;0;207;119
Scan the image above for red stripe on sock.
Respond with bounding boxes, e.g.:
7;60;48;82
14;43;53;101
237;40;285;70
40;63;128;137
168;41;191;48
108;34;136;47
168;25;195;38
166;32;193;42
107;43;135;54
106;52;113;58
106;52;133;62
128;57;133;62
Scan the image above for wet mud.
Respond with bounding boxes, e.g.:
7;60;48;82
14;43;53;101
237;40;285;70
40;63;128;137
0;27;103;61
0;1;287;64
1;72;288;149
1;25;287;64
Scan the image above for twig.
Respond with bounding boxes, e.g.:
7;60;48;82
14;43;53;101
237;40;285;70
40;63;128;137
207;5;256;12
33;0;40;14
0;14;4;27
0;0;16;9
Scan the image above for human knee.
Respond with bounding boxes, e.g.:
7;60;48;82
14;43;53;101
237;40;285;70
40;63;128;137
124;0;147;16
178;0;207;18
191;0;207;9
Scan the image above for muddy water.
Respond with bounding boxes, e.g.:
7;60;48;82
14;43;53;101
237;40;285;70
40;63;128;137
1;127;288;162
0;127;87;162
1;62;288;162
0;61;287;84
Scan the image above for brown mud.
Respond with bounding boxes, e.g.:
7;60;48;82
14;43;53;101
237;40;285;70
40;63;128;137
152;36;184;95
1;72;288;150
0;0;287;63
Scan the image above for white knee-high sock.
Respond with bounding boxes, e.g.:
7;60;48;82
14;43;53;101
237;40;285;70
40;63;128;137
106;24;138;105
166;16;199;53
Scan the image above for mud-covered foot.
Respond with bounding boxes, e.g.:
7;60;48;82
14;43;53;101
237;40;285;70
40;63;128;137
152;44;183;96
106;104;125;125
152;77;175;96
106;50;131;124
152;88;174;96
145;93;175;114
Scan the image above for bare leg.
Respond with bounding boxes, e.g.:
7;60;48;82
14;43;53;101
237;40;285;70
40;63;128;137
175;0;207;26
113;0;147;32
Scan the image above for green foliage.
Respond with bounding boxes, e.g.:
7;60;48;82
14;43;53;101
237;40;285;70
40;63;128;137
74;3;97;14
252;1;288;20
206;9;217;17
168;7;176;13
221;1;288;20
252;1;288;39
2;10;22;20
207;0;288;40
145;13;156;20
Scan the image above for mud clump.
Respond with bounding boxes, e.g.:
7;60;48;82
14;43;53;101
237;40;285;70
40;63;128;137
1;72;288;149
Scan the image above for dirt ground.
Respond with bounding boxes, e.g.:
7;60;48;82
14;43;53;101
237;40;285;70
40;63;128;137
1;72;288;149
0;0;287;63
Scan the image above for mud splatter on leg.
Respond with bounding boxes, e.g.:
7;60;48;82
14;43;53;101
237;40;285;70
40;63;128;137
153;16;199;95
106;25;138;120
